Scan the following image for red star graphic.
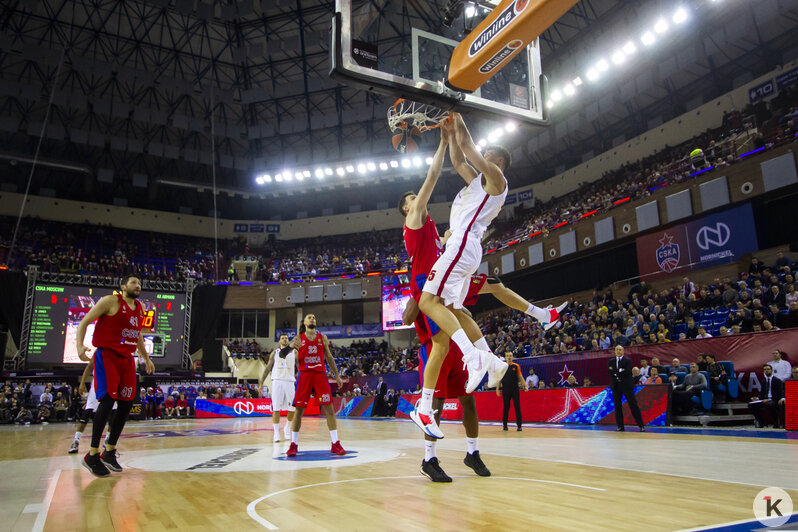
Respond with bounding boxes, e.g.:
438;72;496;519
658;233;674;247
558;364;573;384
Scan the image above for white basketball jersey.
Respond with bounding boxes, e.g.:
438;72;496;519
449;173;507;240
271;349;296;382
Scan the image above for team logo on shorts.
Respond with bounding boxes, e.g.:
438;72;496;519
655;233;680;273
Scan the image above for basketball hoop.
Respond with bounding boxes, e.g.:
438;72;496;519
387;98;449;153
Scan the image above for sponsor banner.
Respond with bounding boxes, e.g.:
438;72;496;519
275;323;382;341
266;224;280;233
394;386;668;425
249;224;265;233
786;381;798;431
636;204;758;281
749;79;776;103
775;66;798;91
196;398;273;418
233;223;248;233
518;189;534;202
509;82;529;109
351;39;378;69
505;193;517;205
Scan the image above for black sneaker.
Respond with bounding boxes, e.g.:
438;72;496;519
420;457;452;483
464;451;491;477
68;440;79;454
82;453;110;477
101;449;123;472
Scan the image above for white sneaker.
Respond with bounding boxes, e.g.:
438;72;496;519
284;425;292;440
542;302;568;331
464;349;493;393
409;399;444;439
273;433;281;443
487;356;509;388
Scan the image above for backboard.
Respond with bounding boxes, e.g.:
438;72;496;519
330;0;548;126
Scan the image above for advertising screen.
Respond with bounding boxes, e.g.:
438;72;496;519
381;273;414;331
29;285;186;364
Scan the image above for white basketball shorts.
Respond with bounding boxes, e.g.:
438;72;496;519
271;379;296;412
422;234;483;309
86;384;118;411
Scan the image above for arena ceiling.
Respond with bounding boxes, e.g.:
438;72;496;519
0;0;796;221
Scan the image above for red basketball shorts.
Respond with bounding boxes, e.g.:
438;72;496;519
93;348;137;402
294;371;332;408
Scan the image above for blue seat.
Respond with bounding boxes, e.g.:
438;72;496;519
675;371;687;384
703;309;716;319
674;323;688;335
715;307;730;317
713;318;727;326
700;320;713;329
693;311;704;321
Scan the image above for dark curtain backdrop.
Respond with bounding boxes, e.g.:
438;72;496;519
0;270;28;347
188;285;227;371
752;190;798;250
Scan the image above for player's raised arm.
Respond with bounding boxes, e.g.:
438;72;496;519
447;119;478;185
451;112;506;196
406;125;449;229
321;334;343;387
75;295;116;361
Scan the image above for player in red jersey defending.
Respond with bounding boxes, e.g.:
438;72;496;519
284;314;345;457
400;121;565;469
76;274;155;476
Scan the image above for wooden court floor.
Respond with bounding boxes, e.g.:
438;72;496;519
2;417;798;531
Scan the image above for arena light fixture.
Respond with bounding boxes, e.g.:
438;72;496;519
401;158;411;168
596;59;609;72
412;157;422;167
504;121;517;132
550;89;563;102
478;138;488;147
546;99;554;108
563;83;576;96
336;167;345;176
302;170;311;178
366;162;376;171
673;7;688;24
379;162;389;170
275;174;283;182
654;18;668;34
622;41;636;55
255;176;264;185
641;31;656;46
586;68;599;81
345;165;354;173
294;172;303;180
357;163;366;173
425;156;433;165
390;160;399;168
465;5;476;17
324;167;333;176
263;174;272;183
611;50;626;65
314;168;324;178
572;77;582;87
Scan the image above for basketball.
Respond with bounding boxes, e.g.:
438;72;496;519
391;128;422;154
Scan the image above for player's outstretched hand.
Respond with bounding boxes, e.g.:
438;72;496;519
78;382;87;395
77;345;91;362
144;357;155;375
336;375;343;388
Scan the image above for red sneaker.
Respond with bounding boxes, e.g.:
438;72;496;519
286;442;298;457
331;441;347;456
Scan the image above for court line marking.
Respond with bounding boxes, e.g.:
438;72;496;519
32;468;61;532
246;475;606;529
674;512;798;531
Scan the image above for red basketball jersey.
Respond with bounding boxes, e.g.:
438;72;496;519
297;331;326;372
403;214;443;297
92;293;145;357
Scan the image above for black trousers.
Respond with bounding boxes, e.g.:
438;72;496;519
748;400;785;427
502;389;522;428
612;385;644;429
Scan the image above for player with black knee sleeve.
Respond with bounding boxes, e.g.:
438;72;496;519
76;274;155;477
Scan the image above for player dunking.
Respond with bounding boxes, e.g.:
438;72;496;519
259;333;296;443
67;356;117;454
410;114;565;438
400;121;565;475
77;274;155;476
284;314;346;457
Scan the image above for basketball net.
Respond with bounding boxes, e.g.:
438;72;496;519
387;98;449;133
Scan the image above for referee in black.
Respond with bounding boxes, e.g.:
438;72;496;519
497;351;528;431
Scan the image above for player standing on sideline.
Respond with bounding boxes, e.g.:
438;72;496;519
77;274;155;476
259;333;296;443
410;113;565;437
67;357;117;454
283;314;345;457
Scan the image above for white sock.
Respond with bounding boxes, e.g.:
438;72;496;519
291;431;299;444
526;303;549;323
330;430;338;443
466;437;478;455
420;388;435;413
74;431;82;440
451;329;476;358
474;337;493;354
273;422;280;433
424;440;437;461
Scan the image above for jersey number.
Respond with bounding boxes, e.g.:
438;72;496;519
428;270;436;281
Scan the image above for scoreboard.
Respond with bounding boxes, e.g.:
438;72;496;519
28;284;187;365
